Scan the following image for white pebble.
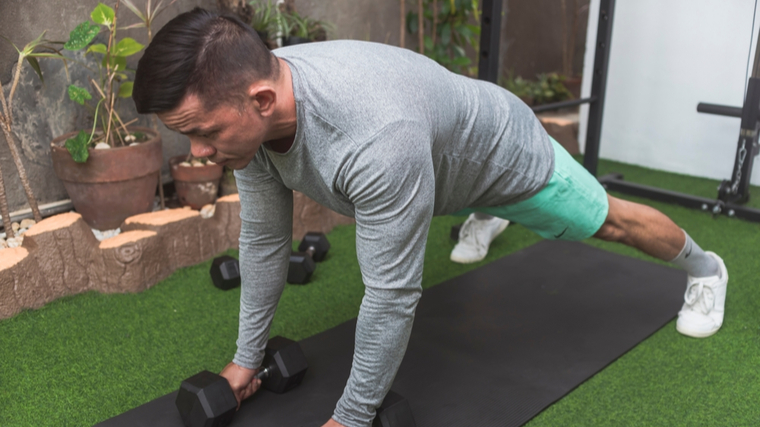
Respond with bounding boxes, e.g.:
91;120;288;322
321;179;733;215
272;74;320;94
6;237;20;248
11;222;20;232
19;219;35;229
179;161;192;167
129;142;139;146
192;161;204;167
206;160;216;165
95;142;111;150
0;239;7;249
91;228;121;241
124;134;136;143
200;204;215;219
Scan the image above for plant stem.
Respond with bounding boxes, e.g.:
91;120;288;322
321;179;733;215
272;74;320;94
432;0;438;46
6;59;23;127
0;160;13;239
400;0;406;48
418;0;424;54
0;123;42;222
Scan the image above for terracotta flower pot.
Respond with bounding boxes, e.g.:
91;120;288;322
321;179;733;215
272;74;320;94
51;127;162;231
169;156;224;209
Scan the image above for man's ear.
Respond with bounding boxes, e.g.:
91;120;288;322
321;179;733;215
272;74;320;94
247;82;276;117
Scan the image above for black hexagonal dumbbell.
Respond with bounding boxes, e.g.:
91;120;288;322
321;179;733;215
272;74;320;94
175;336;308;427
373;390;418;427
210;255;241;290
287;231;331;284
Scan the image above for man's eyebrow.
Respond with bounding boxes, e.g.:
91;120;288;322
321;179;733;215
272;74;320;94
176;127;215;135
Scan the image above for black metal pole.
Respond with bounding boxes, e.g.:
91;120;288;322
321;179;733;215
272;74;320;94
478;0;503;84
532;97;597;113
582;0;616;176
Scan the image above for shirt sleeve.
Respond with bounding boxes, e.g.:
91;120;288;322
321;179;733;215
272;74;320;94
232;158;294;369
332;122;436;427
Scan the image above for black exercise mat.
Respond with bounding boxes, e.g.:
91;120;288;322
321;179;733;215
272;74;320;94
97;240;686;427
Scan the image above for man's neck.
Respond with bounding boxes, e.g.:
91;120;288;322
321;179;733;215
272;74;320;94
264;58;298;153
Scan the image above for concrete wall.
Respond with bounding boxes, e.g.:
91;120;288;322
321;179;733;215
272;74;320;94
1;0;585;217
579;0;760;185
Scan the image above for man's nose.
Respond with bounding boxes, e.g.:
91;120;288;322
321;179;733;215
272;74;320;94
189;139;216;158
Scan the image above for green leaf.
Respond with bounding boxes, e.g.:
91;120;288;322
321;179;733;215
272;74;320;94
113;38;144;57
25;56;43;83
441;23;452;46
65;131;90;163
68;85;92;105
87;43;108;54
118;81;133;98
452;56;471;66
102;55;127;71
64;22;99;50
91;3;116;26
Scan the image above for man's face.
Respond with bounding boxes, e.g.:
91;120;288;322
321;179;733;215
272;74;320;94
157;94;266;170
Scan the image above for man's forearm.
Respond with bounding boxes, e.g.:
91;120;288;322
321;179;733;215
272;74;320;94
332;286;422;427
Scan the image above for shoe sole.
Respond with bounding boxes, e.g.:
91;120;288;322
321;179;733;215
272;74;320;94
676;323;720;338
449;220;510;264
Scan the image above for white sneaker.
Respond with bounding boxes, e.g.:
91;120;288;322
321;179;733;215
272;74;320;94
676;252;728;338
450;214;510;264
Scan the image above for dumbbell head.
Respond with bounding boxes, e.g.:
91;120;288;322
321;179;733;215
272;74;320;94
210;256;241;290
287;252;316;285
297;232;331;261
373;391;417;427
175;370;237;427
258;336;309;393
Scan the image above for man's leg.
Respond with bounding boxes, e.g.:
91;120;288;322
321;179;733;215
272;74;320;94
450;212;509;264
594;195;727;338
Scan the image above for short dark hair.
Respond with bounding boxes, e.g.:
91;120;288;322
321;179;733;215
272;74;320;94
132;8;278;114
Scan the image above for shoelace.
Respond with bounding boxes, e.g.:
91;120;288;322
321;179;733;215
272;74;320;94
683;281;715;315
458;218;492;251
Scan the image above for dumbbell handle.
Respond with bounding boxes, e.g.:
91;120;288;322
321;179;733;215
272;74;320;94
303;245;316;259
254;364;275;380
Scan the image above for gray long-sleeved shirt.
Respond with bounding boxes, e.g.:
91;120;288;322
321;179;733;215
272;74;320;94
233;40;553;427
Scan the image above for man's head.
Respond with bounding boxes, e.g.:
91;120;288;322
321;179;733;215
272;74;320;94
133;8;293;170
133;7;277;114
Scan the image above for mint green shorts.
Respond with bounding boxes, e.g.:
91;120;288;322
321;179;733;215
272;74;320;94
454;138;609;241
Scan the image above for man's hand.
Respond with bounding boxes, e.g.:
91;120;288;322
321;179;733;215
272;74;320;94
321;418;347;427
219;362;261;409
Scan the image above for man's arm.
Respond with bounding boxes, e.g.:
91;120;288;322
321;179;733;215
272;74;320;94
332;123;436;427
233;163;294;370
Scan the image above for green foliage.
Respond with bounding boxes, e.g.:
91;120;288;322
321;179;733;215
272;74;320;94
64;130;91;163
280;10;332;41
68;85;92;105
249;0;278;34
118;82;134;98
91;3;116;26
64;22;100;51
60;1;148;158
407;0;480;75
533;73;573;105
500;71;573;106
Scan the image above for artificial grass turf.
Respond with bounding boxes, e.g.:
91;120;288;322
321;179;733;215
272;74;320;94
0;159;758;426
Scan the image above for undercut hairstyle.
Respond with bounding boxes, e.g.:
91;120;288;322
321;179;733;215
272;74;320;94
132;7;278;114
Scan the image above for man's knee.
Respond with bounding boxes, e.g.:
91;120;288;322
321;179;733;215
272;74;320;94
593;220;626;242
593;196;629;243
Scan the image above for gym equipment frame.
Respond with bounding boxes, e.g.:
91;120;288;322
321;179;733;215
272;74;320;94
480;0;760;223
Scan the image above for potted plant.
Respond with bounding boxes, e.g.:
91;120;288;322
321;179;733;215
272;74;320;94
249;0;278;47
168;155;223;209
50;1;163;231
280;10;331;46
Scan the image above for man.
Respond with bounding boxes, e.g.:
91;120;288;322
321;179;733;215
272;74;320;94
133;9;728;427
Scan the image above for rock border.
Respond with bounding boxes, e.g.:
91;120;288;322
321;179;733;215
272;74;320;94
0;193;354;320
